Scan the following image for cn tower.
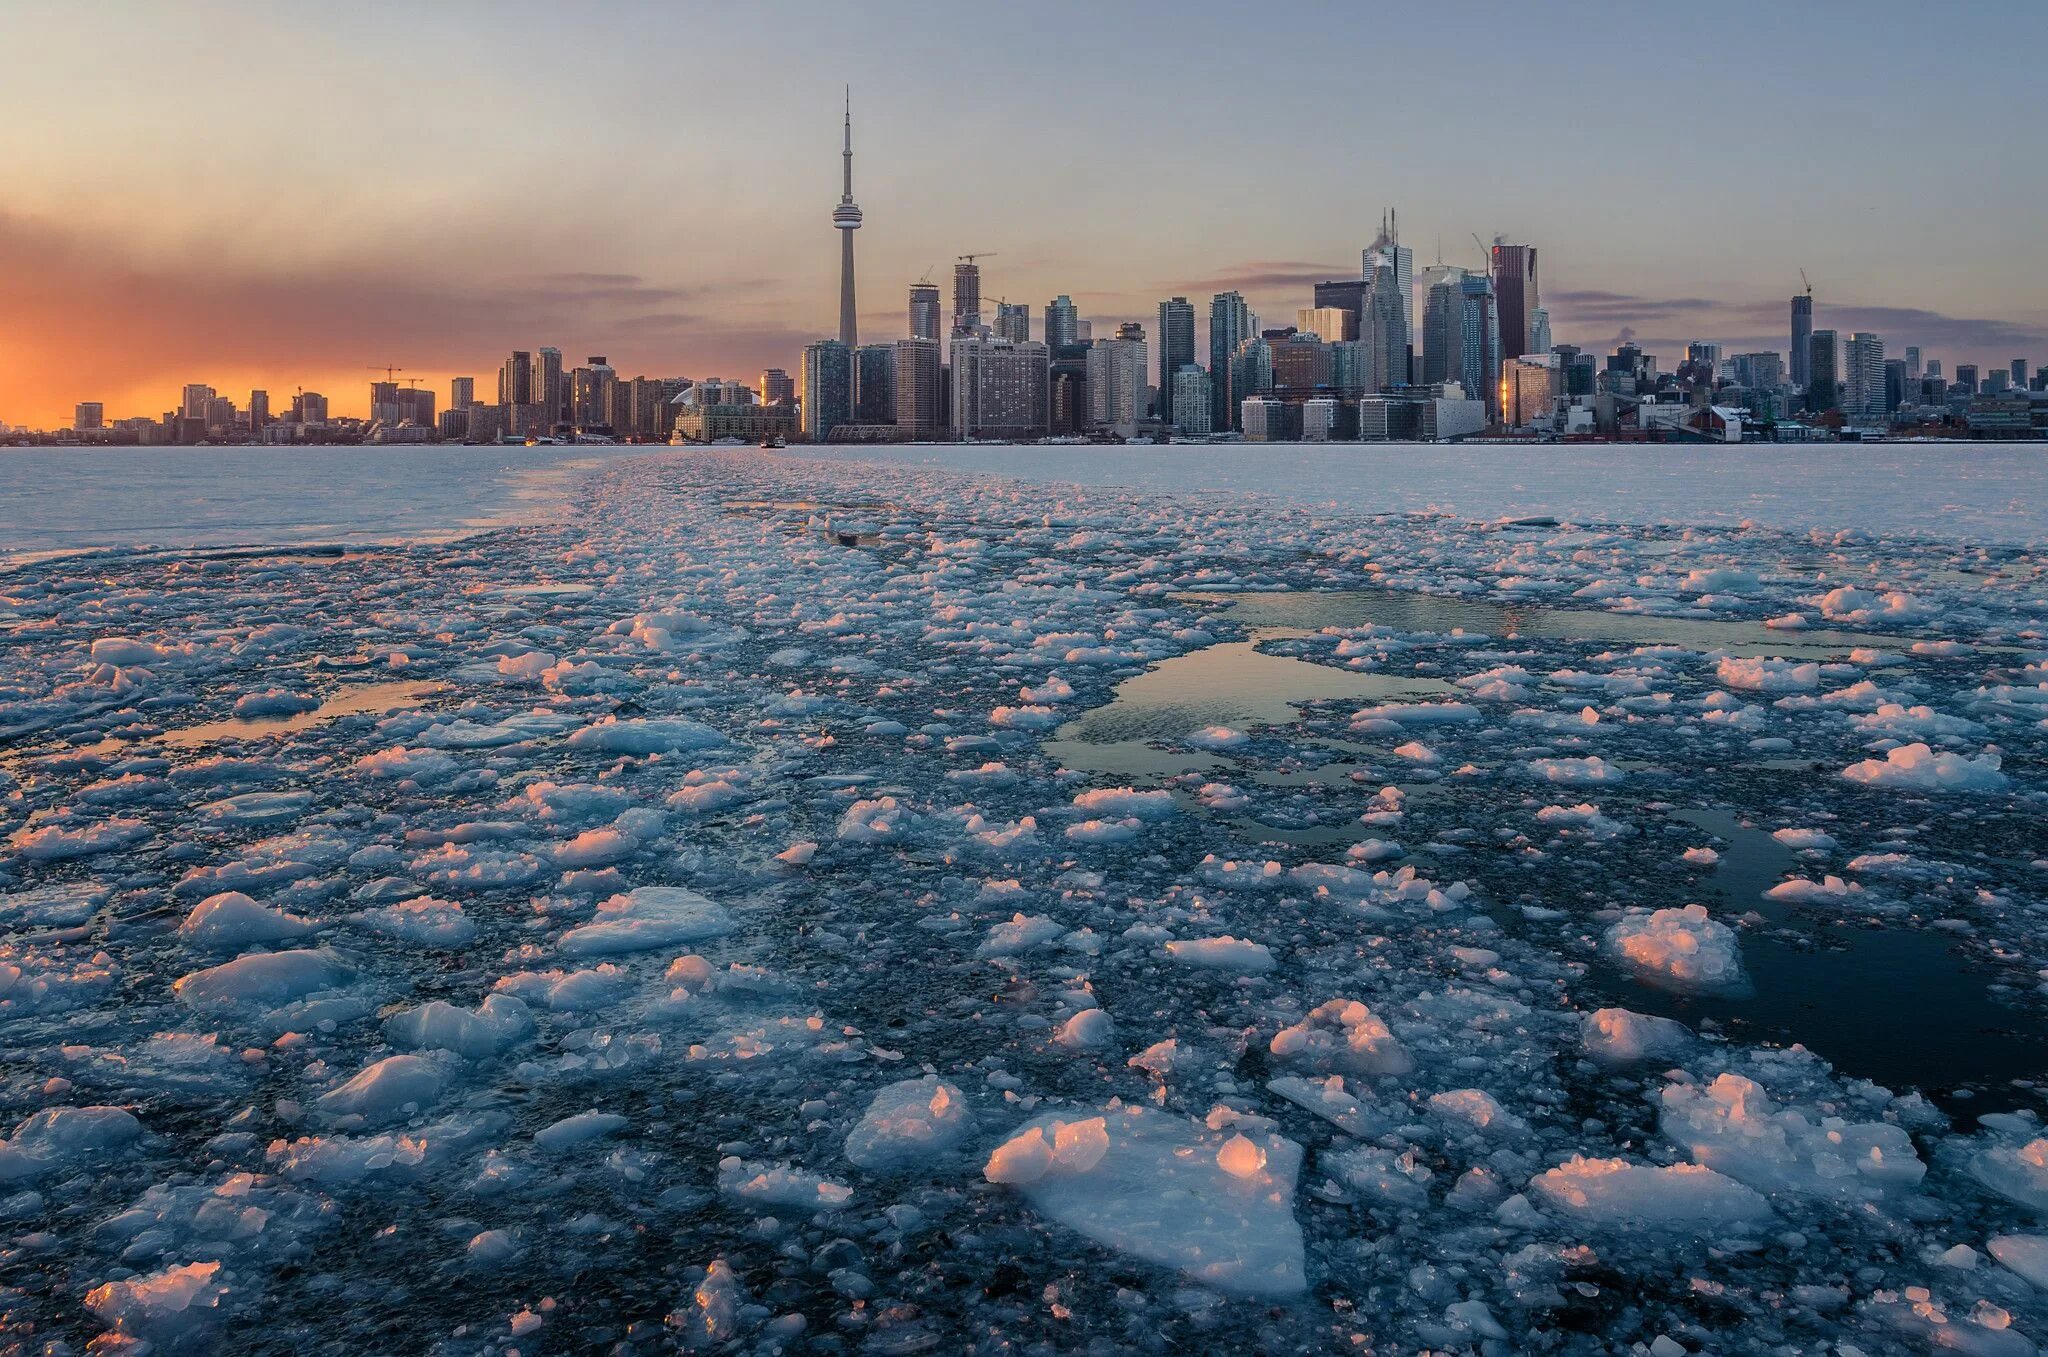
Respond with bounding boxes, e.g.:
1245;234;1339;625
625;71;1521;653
831;87;862;348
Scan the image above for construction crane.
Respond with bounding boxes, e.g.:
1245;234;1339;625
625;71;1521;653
1471;233;1489;270
367;364;405;383
956;252;998;266
1799;269;1812;297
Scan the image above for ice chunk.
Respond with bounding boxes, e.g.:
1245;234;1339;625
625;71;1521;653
1764;876;1866;906
317;1053;451;1123
1269;999;1413;1077
348;895;476;947
844;1076;972;1170
836;796;913;843
1990;1236;2048;1290
178;891;319;951
558;885;733;956
1604;905;1747;994
566;716;727;754
1841;742;2008;793
1164;936;1276;973
1715;657;1820;692
1658;1074;1924;1196
1054;1007;1115;1049
1580;1008;1691;1066
173;948;354;1012
1071;786;1177;820
84;1260;228;1345
1968;1132;2048;1212
717;1158;852;1210
534;1110;629;1151
976;913;1066;959
983;1105;1305;1297
0;1105;143;1181
1527;755;1624;784
9;815;151;861
1427;1089;1528;1137
384;994;533;1060
1528;1156;1771;1230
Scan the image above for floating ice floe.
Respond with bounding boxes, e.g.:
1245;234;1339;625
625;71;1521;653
843;1076;972;1170
1657;1073;1924;1198
984;1105;1306;1297
1527;1156;1772;1230
1841;742;2009;793
1270;999;1414;1077
557;885;734;956
1604;905;1747;993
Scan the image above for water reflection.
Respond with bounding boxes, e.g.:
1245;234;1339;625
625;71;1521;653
162;680;444;748
1176;588;1902;658
1612;809;2048;1112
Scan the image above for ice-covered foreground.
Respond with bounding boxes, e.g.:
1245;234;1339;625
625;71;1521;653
2;449;2047;1354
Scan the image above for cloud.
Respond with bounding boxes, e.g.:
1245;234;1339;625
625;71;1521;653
1545;290;1720;323
0;213;811;426
1177;260;1359;293
1543;286;2048;363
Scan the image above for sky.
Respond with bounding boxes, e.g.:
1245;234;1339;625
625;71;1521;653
3;0;2045;427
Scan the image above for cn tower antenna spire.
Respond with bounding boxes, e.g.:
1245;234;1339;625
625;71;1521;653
831;86;863;348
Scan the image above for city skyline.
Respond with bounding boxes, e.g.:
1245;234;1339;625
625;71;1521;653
4;0;2047;429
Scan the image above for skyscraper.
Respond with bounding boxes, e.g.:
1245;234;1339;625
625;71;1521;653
1312;279;1368;340
832;89;862;348
535;347;565;427
248;390;269;431
1171;366;1213;436
801;339;854;441
1904;346;1922;380
1364;212;1413;380
1842;333;1885;422
760;368;796;405
1361;253;1406;391
995;302;1031;343
1208;291;1254;431
2014;359;2029;390
571;357;617;430
1157;298;1195;418
1420;269;1462;387
1490;242;1539;360
951;260;983;338
499;352;532;408
908;283;941;342
1086;325;1147;438
1296;306;1355;345
1790;294;1813;391
450;377;475;409
1044;296;1079;350
1806;330;1841;412
892;338;944;439
1457;273;1501;420
950;337;1049;440
854;344;897;424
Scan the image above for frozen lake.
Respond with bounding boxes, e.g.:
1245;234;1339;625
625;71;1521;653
4;448;2048;1352
0;444;635;558
810;441;2048;543
6;442;2044;561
